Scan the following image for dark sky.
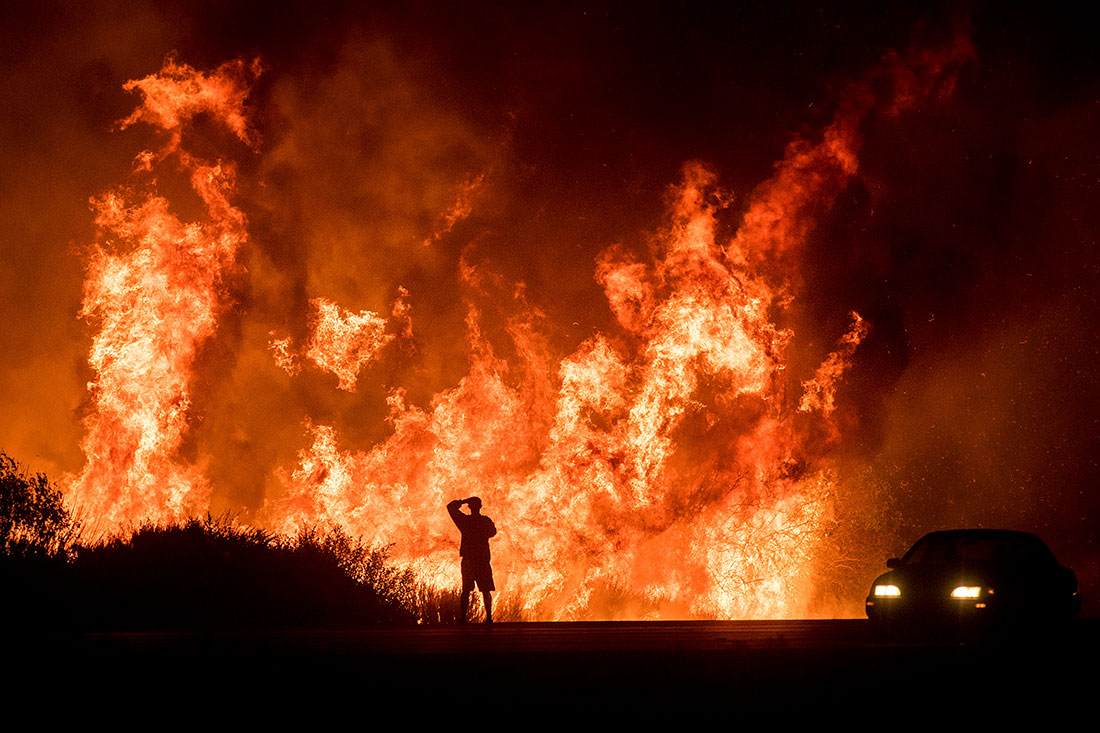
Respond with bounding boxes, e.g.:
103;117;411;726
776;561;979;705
1;1;1097;610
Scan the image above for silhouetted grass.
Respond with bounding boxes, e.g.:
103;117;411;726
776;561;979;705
67;517;420;630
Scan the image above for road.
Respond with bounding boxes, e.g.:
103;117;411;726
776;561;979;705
65;616;1100;653
14;620;1098;719
77;619;878;654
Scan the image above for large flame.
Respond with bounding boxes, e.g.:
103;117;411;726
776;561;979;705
64;34;973;618
269;154;860;619
66;58;261;531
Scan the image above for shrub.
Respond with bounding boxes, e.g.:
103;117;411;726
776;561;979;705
0;451;79;559
1;451;82;631
70;516;421;630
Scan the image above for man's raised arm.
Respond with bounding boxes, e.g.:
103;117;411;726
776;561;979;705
447;499;465;528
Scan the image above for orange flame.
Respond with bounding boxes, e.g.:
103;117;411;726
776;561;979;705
422;174;485;246
267;38;972;619
68;37;973;617
66;58;260;532
269;154;859;618
120;56;262;152
800;313;870;418
268;290;410;391
304;298;393;392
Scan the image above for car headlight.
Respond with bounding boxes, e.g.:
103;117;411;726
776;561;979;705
874;584;901;597
950;586;982;598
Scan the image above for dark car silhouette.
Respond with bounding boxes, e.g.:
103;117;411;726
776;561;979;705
866;529;1080;638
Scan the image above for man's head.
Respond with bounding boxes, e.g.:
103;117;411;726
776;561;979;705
466;496;483;513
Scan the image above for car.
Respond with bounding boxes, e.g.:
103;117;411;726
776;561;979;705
865;529;1081;638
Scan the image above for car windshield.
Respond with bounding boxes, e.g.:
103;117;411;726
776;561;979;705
901;533;1055;567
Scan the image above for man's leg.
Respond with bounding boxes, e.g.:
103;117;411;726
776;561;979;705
460;572;474;623
482;591;493;623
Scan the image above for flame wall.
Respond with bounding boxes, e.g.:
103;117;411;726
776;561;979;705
1;2;1097;617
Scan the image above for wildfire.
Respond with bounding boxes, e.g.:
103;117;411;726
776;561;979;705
65;34;973;618
66;58;260;531
270;150;861;619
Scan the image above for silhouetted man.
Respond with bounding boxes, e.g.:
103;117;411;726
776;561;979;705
447;496;497;623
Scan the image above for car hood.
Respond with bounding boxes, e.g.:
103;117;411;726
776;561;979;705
875;563;995;588
872;561;1071;597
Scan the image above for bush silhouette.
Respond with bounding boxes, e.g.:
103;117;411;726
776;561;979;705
1;452;78;559
1;452;80;631
70;517;419;630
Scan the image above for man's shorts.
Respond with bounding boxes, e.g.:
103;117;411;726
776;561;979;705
461;556;495;593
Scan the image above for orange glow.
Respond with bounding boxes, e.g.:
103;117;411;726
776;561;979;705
267;146;878;619
62;36;974;618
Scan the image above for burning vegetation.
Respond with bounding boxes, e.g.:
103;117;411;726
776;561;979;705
1;5;1095;622
53;35;973;620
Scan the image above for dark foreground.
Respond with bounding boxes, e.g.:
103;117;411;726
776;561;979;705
12;620;1097;720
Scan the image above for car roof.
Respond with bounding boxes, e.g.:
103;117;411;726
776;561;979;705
914;529;1045;543
897;526;1060;563
902;529;1058;564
